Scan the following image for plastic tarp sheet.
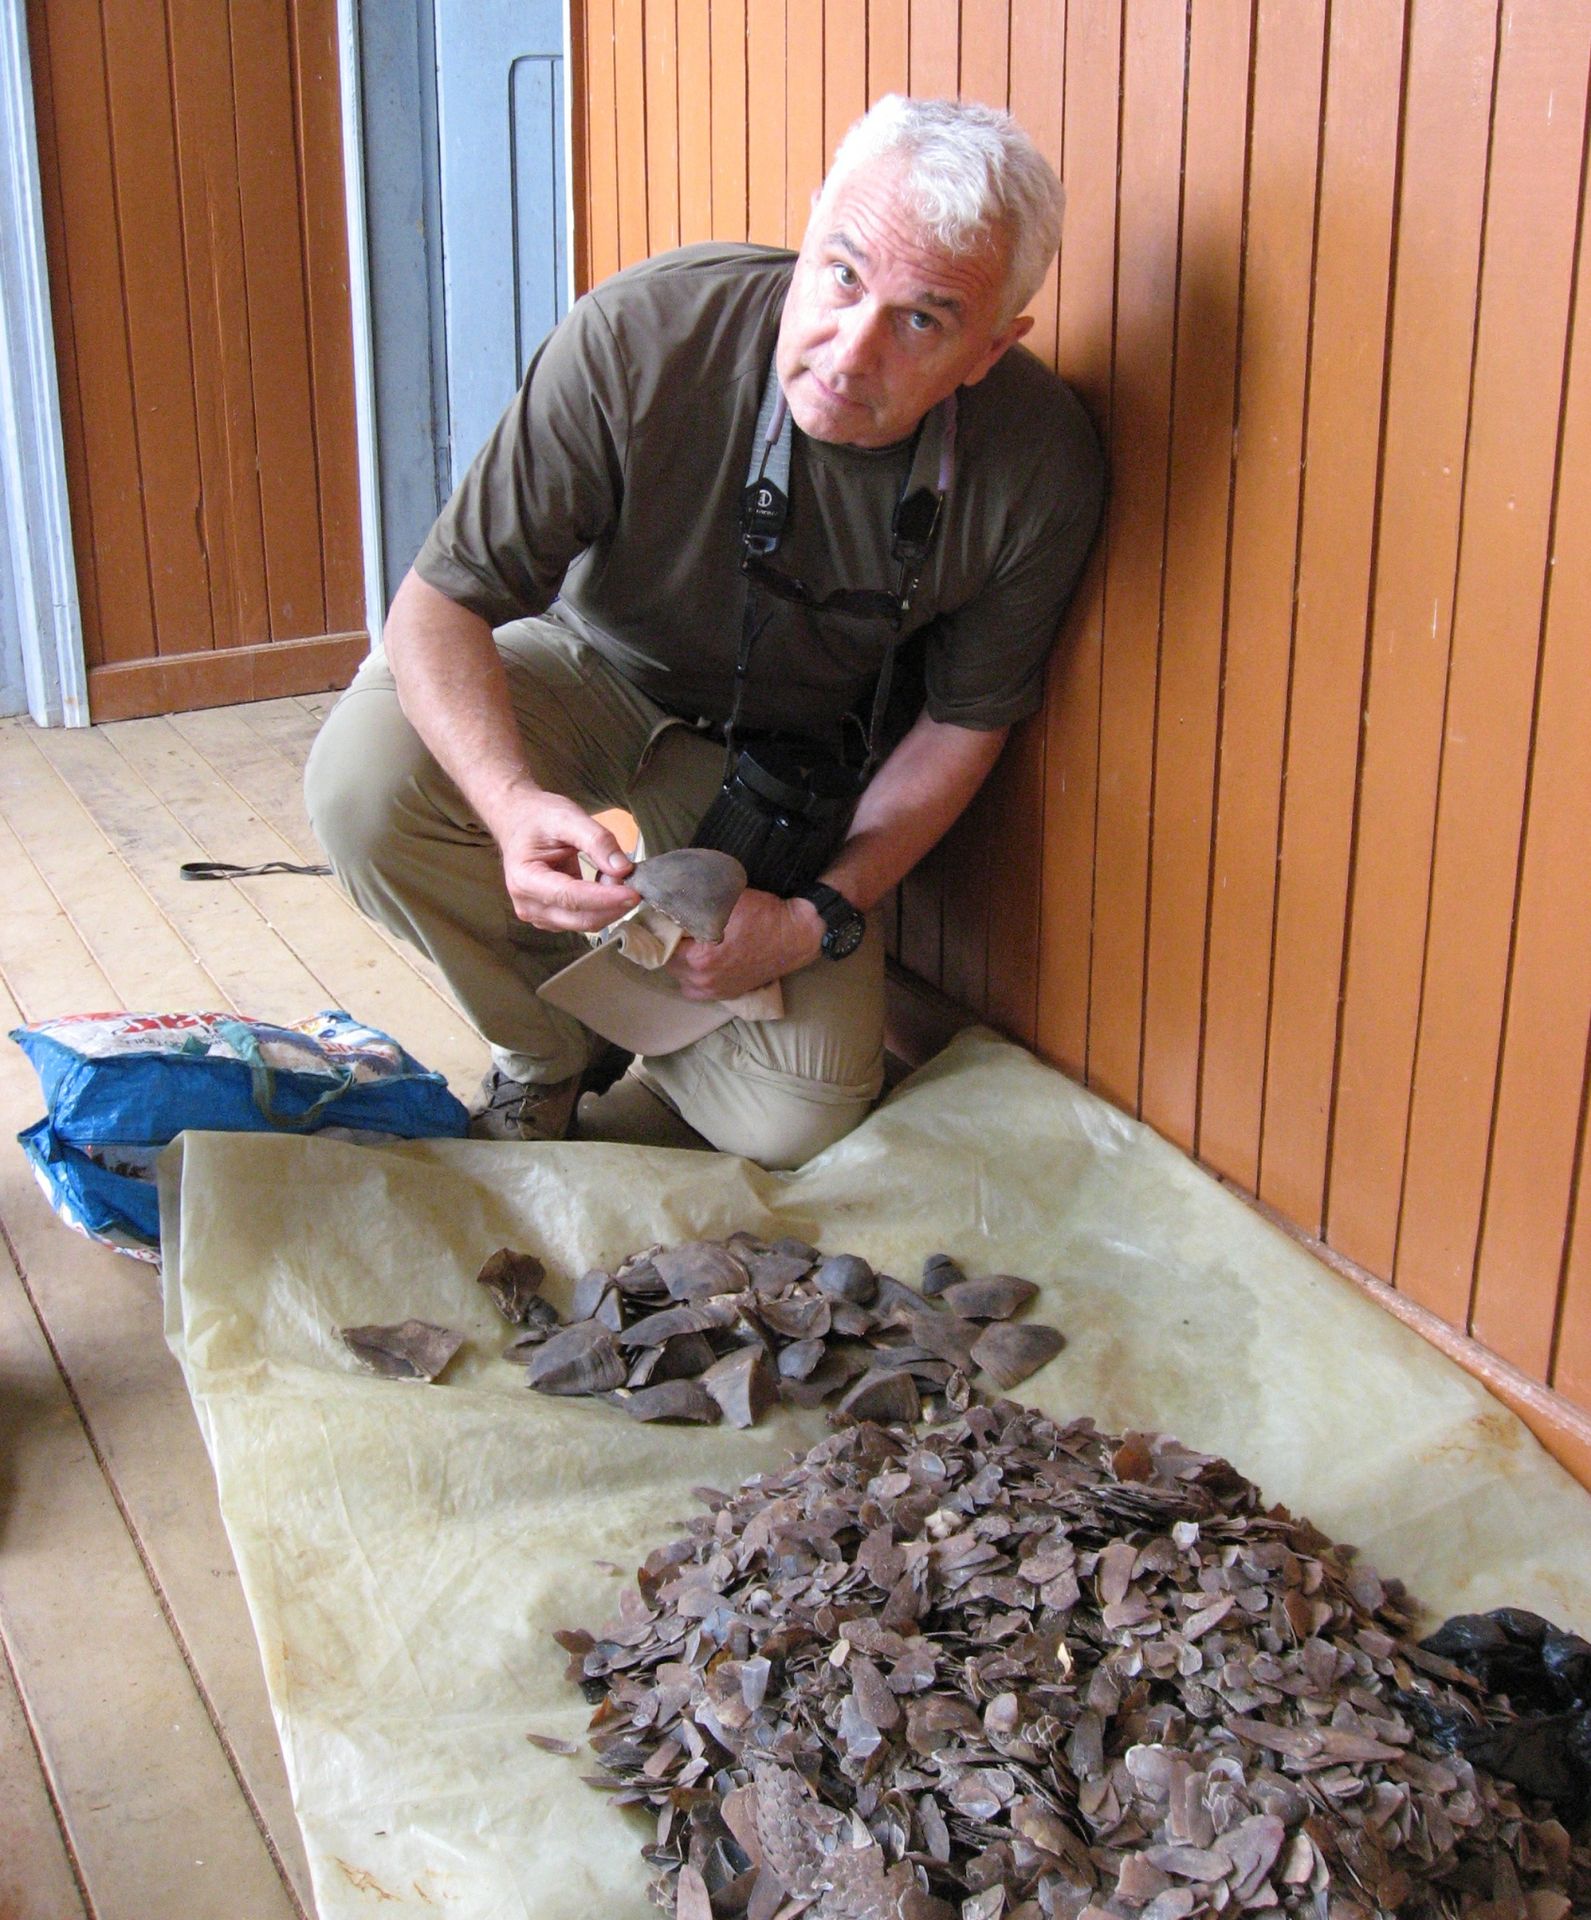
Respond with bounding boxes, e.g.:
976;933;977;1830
160;1029;1591;1920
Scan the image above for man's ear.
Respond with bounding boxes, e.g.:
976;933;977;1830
962;313;1035;390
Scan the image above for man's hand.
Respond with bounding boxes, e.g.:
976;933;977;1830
491;782;639;932
666;889;824;1001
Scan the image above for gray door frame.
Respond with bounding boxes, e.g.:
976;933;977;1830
341;0;578;619
0;0;87;726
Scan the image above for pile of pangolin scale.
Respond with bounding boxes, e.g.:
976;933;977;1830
556;1406;1587;1920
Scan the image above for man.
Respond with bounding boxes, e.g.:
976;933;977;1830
306;96;1103;1166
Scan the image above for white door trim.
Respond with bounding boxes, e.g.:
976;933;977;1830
337;0;385;653
0;0;87;727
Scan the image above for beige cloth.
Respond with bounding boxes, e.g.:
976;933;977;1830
304;619;883;1169
161;1030;1591;1920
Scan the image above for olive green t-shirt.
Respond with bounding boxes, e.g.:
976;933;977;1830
415;244;1103;741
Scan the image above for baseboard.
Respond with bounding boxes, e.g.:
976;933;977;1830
87;632;369;723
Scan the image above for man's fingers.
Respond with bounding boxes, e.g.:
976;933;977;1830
508;867;639;931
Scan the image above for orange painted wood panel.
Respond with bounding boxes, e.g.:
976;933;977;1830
644;0;683;253
1397;0;1591;1328
1084;0;1186;1115
32;0;366;711
1033;0;1119;1079
980;712;1045;1047
28;0;156;669
976;0;1069;1047
710;0;749;239
1326;0;1495;1277
677;1;714;245
868;0;910;101
1557;1127;1591;1408
1197;0;1325;1191
167;0;271;655
824;0;868;156
1471;200;1591;1373
786;3;828;243
614;0;650;264
957;0;1008;108
583;0;622;285
747;0;789;240
231;6;329;640
1139;0;1250;1152
294;0;363;637
101;0;215;656
572;0;1591;1419
1258;0;1402;1236
909;0;959;96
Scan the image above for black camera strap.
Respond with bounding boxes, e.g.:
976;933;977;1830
729;360;956;778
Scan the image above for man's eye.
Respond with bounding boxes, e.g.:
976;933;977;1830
832;262;858;290
907;310;939;333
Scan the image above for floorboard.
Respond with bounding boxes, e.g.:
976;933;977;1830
0;1171;304;1920
0;693;705;1917
0;1633;88;1920
0;725;227;1012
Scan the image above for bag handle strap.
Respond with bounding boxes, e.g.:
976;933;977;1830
213;1018;356;1130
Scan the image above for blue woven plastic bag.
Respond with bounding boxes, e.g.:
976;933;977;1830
12;1010;469;1259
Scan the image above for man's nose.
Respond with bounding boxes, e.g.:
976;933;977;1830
830;302;886;377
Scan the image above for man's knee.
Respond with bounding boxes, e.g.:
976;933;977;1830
640;1041;881;1170
305;686;450;882
713;1087;874;1170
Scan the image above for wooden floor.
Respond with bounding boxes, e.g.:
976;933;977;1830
0;697;497;1920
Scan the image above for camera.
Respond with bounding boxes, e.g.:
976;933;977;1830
691;739;864;896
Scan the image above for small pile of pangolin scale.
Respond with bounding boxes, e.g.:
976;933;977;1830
486;1236;1066;1428
555;1407;1588;1920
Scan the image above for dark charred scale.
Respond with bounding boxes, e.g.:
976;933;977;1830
938;1275;1040;1322
920;1252;966;1297
617;1303;720;1348
812;1253;878;1305
648;1331;719;1383
902;1311;980;1369
524;1320;626;1395
654;1242;753;1301
834;1368;921;1425
493;1233;1063;1429
629;847;747;942
340;1318;463;1381
501;1312;565;1363
474;1246;547;1322
570;1268;614;1323
969;1321;1066;1390
552;1411;1591;1919
701;1346;778;1429
617;1380;723;1425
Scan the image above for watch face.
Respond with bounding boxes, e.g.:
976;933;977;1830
822;913;865;960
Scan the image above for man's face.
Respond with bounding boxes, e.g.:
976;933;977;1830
775;156;1034;450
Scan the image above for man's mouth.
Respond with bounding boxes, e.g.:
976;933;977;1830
804;368;868;412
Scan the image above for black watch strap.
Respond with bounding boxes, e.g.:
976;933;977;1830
798;883;866;961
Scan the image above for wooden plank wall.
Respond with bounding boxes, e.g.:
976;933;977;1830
26;0;368;721
575;0;1591;1421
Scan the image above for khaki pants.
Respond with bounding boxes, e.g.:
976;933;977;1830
304;619;885;1168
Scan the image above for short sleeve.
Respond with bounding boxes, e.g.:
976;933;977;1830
413;293;631;626
922;372;1105;730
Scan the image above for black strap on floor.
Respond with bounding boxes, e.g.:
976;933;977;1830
179;860;332;881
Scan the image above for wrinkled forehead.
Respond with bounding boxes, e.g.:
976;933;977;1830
809;155;1010;299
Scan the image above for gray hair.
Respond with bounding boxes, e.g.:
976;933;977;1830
819;95;1065;327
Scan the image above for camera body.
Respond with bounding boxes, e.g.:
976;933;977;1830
691;739;863;896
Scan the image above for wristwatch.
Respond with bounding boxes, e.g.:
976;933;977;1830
798;883;866;961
